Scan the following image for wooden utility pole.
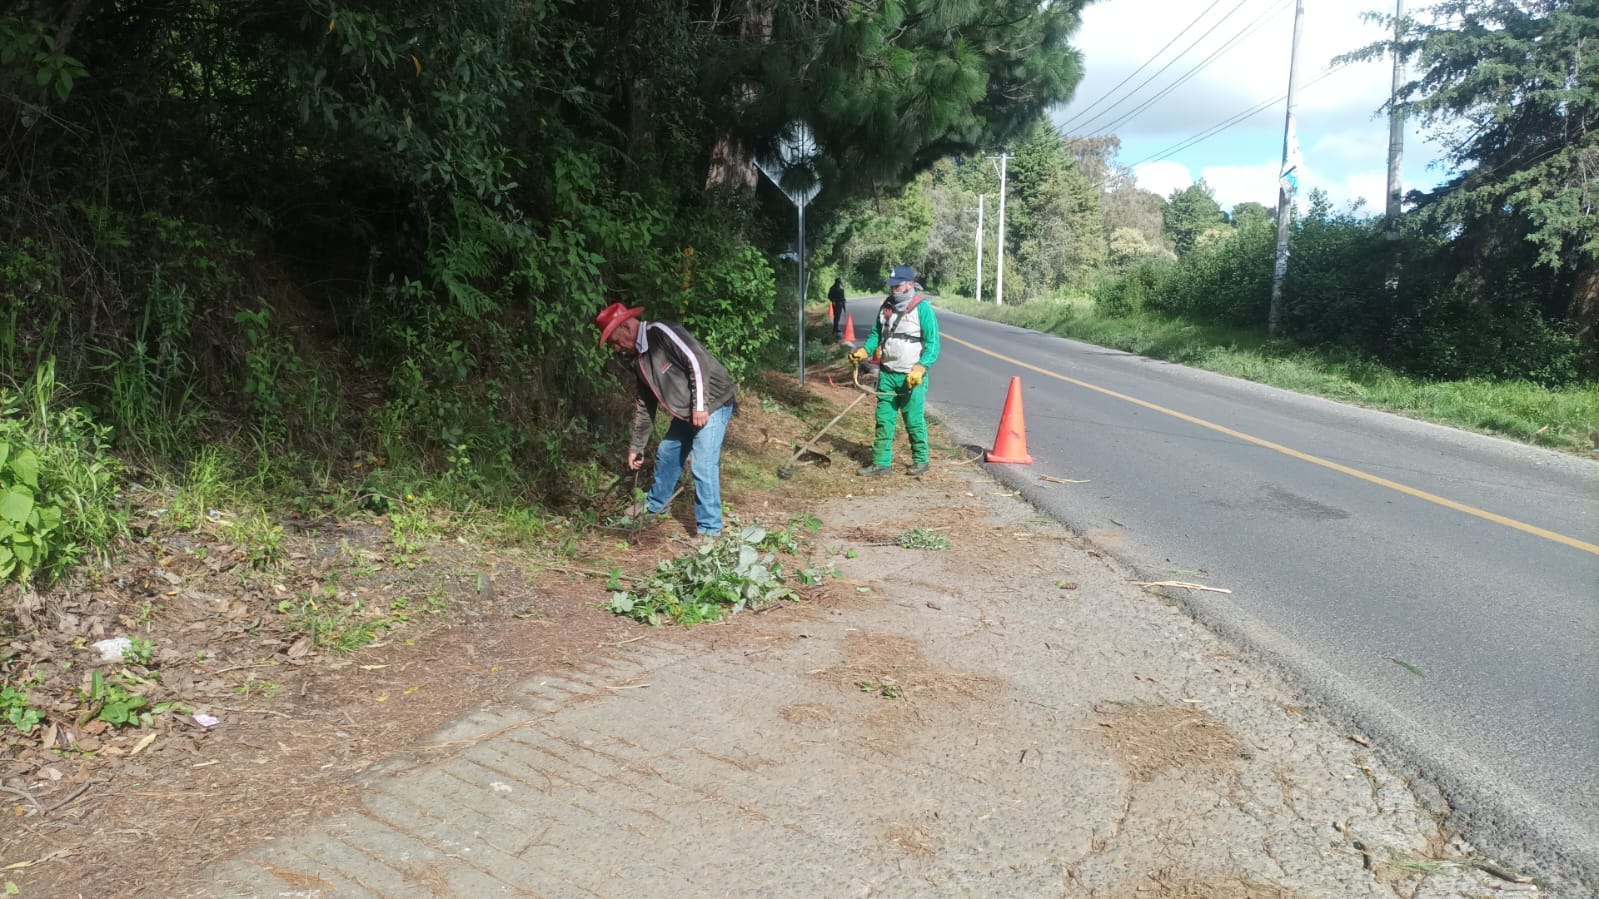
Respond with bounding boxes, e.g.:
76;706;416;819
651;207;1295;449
1268;0;1305;338
1385;0;1406;239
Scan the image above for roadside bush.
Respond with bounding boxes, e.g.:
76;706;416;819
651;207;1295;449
1092;258;1172;317
0;360;125;585
1145;220;1274;324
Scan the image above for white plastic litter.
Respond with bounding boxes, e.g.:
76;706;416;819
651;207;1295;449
91;637;133;663
193;714;221;728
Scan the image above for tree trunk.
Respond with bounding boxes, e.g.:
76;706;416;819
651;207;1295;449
705;132;757;191
703;0;771;191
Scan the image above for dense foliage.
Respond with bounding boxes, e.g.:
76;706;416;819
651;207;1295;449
823;0;1595;384
0;0;1090;568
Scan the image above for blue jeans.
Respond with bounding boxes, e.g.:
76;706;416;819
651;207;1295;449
647;401;732;536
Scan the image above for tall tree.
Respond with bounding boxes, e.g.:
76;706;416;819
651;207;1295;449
1163;180;1225;256
1230;202;1271;231
710;0;1090;203
1007;121;1105;297
1347;0;1597;357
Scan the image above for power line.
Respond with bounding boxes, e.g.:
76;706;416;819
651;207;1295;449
1089;0;1294;138
1068;0;1259;134
1126;63;1346;167
1055;0;1228;132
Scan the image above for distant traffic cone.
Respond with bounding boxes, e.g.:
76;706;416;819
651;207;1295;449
843;314;857;343
985;376;1033;464
827;301;835;322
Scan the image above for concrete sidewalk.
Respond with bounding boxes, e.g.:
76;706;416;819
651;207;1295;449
198;466;1527;898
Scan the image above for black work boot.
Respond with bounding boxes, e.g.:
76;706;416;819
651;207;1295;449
857;464;892;477
907;462;929;476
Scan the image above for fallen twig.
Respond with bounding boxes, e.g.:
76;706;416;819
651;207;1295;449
201;661;280;676
44;780;97;813
1131;580;1233;595
0;784;44;815
1039;475;1089;484
1471;860;1533;884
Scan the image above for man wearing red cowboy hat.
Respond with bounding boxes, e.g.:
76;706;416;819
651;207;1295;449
596;302;736;537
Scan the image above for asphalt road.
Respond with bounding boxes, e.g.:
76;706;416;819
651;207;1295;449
844;298;1599;887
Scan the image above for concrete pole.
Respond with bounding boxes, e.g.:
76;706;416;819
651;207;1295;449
976;195;985;304
1268;0;1304;338
1385;0;1406;240
995;153;1008;307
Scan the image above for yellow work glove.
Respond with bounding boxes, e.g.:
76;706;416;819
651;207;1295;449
906;364;926;388
849;347;870;364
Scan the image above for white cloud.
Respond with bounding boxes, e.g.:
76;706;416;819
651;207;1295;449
1060;0;1397;140
1129;160;1195;199
1057;0;1454;205
1195;161;1280;209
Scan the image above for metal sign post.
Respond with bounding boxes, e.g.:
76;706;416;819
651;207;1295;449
754;122;821;384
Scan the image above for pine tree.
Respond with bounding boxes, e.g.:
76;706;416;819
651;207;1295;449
1345;0;1597;358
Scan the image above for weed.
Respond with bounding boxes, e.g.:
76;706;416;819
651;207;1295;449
856;677;903;699
233;679;279;700
168;446;233;531
389;505;437;566
608;526;797;626
277;584;401;652
0;358;125;584
896;527;950;550
0;681;43;733
83;670;150;728
126;636;154;666
226;508;284;569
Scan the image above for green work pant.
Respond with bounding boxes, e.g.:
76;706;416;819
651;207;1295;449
872;368;929;467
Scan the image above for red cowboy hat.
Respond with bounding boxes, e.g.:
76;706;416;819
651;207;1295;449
595;302;644;345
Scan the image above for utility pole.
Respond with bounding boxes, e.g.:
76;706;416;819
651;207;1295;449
976;195;985;304
989;152;1010;306
1384;0;1406;240
1268;0;1304;338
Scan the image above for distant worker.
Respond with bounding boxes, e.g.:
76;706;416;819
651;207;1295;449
595;302;736;538
848;265;940;477
828;278;847;340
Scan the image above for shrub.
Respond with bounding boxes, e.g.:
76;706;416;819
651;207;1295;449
0;360;125;585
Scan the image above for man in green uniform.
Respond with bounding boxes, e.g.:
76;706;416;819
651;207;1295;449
849;265;941;477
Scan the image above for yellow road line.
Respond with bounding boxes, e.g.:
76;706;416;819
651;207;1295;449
945;333;1599;557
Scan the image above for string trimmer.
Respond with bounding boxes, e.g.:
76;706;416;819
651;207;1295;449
777;363;892;480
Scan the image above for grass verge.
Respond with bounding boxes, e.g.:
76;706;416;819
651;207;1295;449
938;294;1599;454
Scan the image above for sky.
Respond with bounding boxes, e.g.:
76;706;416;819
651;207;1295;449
1050;0;1456;214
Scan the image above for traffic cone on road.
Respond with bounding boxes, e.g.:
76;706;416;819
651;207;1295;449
985;376;1034;464
843;314;857;343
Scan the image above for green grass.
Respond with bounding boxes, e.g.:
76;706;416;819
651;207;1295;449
939;294;1599;454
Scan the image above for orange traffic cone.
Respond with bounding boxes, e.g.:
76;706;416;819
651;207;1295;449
827;301;835;322
986;376;1033;464
843;314;857;343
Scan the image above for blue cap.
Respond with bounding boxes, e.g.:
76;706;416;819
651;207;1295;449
886;265;917;288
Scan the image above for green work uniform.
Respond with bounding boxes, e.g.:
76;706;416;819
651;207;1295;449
861;296;941;467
